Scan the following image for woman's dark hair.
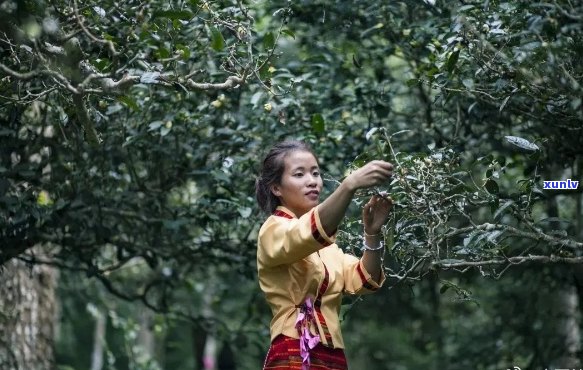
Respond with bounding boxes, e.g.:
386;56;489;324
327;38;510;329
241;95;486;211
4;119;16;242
255;140;316;214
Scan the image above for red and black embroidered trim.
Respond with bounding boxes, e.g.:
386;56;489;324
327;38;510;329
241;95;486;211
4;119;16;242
273;209;293;219
314;264;333;347
356;263;378;291
310;212;333;247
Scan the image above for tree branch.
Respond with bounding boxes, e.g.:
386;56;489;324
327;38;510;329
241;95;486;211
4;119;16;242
434;254;583;269
79;62;140;93
184;75;243;90
0;63;79;94
444;222;583;250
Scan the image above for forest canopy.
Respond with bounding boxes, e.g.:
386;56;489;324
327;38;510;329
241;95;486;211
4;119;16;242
0;0;582;369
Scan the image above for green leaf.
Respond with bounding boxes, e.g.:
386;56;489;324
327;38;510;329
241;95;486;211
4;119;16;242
153;10;193;20
281;29;295;39
461;78;474;89
458;4;475;11
446;50;460;72
176;44;191;60
258;64;270;80
210;27;225;51
499;96;511;112
476;154;494;163
504;136;539;151
390;129;412;138
352;54;362;69
238;207;252;218
263;32;275;49
140;72;160;84
365;127;379;141
105;103;123;115
160;125;171;136
463;230;480;247
92;58;110;72
311;113;325;134
489;198;499;214
156;47;171;59
484;179;499;194
536;217;572;225
148;121;163;131
117;96;139;111
439;285;450;294
486;230;503;244
406;79;418;87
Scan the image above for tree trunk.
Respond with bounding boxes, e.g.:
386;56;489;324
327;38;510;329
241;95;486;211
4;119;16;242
428;273;445;370
90;309;106;370
137;307;156;360
202;286;217;370
552;285;581;368
546;163;581;368
0;250;58;370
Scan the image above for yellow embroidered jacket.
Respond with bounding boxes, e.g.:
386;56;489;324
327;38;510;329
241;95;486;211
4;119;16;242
257;205;386;349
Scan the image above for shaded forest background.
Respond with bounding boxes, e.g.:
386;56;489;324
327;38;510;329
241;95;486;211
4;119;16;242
0;0;582;369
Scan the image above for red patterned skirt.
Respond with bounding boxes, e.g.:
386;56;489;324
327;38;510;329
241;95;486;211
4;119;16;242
263;334;348;370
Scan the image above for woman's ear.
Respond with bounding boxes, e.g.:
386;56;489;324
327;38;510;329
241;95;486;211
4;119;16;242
270;184;281;197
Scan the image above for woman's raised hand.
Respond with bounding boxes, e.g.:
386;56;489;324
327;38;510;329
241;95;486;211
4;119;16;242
317;160;393;236
344;160;393;192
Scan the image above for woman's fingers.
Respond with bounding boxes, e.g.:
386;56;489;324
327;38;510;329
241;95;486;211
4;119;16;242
369;161;393;184
363;196;392;233
348;160;394;190
368;194;393;211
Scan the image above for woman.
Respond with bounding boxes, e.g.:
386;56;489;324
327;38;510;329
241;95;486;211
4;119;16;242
255;141;393;370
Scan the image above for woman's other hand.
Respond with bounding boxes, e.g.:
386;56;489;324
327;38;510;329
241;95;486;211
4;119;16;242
362;194;393;235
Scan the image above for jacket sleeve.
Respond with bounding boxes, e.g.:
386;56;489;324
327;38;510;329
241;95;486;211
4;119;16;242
258;207;336;267
341;251;386;295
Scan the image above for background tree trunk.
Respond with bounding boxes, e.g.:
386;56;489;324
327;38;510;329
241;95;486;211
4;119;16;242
90;309;106;370
0;248;58;370
546;164;582;368
137;308;155;354
552;285;581;368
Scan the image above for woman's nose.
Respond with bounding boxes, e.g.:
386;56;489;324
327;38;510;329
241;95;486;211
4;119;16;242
307;175;318;186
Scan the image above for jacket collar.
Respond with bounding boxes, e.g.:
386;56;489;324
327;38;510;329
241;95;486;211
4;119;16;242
273;206;296;219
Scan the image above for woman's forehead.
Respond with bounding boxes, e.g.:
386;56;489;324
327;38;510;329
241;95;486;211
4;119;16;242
284;150;318;169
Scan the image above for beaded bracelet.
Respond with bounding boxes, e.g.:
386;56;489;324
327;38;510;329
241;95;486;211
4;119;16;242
362;238;385;251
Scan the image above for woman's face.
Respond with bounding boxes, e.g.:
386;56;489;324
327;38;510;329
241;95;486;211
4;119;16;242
271;150;323;217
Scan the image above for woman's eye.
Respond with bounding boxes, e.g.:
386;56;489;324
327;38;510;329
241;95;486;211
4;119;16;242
293;173;303;177
313;172;320;177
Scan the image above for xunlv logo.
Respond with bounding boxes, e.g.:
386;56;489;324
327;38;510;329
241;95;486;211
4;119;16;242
543;179;579;190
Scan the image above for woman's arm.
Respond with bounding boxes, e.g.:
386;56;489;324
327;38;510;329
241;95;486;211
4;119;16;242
361;194;393;282
318;160;393;235
361;236;385;283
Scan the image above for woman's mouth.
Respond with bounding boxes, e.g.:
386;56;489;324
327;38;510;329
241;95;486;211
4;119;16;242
306;190;319;199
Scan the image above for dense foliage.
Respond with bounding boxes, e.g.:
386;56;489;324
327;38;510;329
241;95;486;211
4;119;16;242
1;0;582;368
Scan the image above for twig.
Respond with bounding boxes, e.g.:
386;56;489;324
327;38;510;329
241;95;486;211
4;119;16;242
72;0;120;57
